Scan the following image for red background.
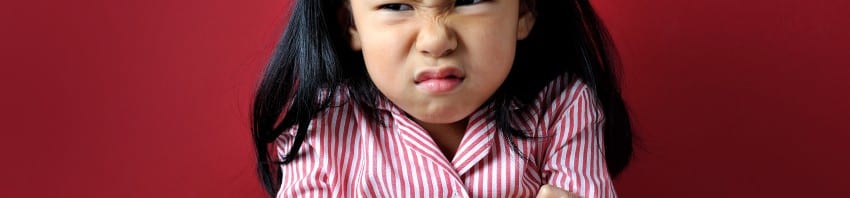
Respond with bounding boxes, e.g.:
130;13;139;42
2;0;848;197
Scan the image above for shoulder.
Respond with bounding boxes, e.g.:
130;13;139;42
518;74;600;136
537;74;594;110
275;88;360;159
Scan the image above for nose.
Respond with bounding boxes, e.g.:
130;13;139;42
415;19;457;58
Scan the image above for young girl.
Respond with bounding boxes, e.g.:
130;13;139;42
252;0;634;197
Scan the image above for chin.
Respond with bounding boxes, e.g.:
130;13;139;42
411;108;472;124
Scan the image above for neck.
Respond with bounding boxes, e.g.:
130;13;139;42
414;117;468;161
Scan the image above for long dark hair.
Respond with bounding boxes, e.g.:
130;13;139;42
251;0;634;196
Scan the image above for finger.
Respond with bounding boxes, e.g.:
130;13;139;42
537;184;582;198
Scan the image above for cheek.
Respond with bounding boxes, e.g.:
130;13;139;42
465;30;516;88
361;49;410;100
461;17;518;63
358;27;416;94
362;57;402;92
358;27;408;68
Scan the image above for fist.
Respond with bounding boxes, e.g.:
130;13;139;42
537;184;582;198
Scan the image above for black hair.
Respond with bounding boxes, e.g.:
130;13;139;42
251;0;634;196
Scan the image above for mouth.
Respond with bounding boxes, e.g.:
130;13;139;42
414;67;465;94
414;67;466;84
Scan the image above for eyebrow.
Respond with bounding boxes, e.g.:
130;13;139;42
365;0;456;8
389;0;449;5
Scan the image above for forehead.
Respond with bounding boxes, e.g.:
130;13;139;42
350;0;452;7
348;0;526;8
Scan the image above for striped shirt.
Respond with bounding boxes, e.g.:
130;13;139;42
275;75;616;197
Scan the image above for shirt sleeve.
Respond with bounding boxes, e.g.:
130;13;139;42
275;127;336;197
541;83;617;198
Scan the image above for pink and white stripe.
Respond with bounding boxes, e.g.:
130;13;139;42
276;75;616;197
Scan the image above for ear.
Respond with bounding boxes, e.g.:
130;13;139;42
349;25;362;51
516;11;536;40
341;3;362;51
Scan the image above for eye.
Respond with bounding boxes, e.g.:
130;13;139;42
454;0;484;6
379;4;414;11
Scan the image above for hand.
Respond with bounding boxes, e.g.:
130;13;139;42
537;184;582;198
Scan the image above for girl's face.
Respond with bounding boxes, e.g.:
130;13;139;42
348;0;535;126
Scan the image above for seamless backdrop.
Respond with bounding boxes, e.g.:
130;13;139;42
1;0;848;197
